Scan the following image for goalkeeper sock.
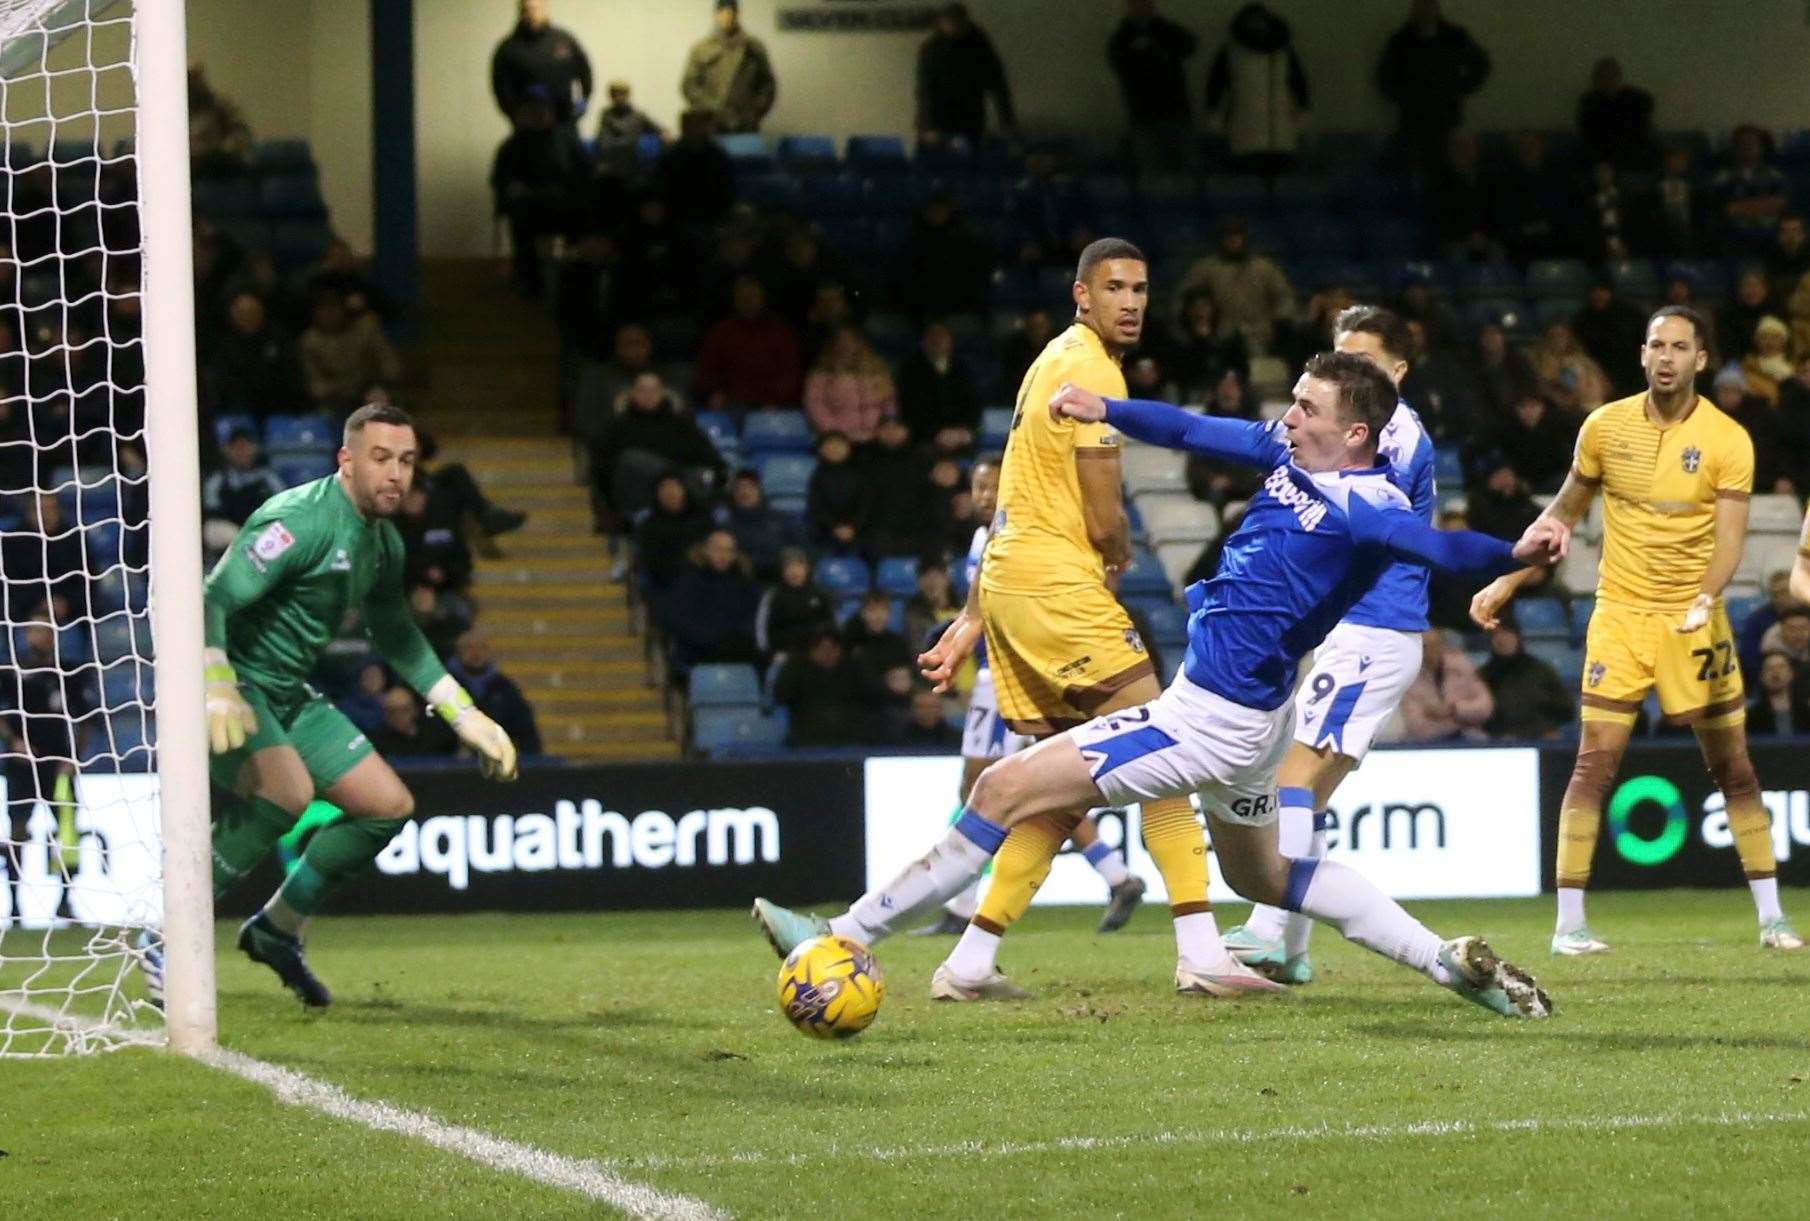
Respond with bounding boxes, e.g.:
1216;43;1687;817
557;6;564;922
212;795;299;898
264;816;408;930
829;810;1000;944
277;801;345;875
1285;858;1452;986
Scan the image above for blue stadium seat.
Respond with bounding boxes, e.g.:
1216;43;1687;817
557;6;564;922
1525;259;1592;299
694;410;739;459
1781;129;1810;166
93;615;150;665
688;663;761;708
1570;596;1595;641
1533;297;1585;329
740;172;802;212
1118;547;1171;598
755;453;815;499
814;556;871;597
1462;296;1528;336
979;406;1014;450
62;480;119;526
776;134;837;170
1359;216;1421;259
1384;259;1454;294
1606;258;1660;300
1433;447;1463;489
83;520;122;568
1515;598;1571;640
875;556;919;598
1456;262;1524;300
192;176;260;217
693;706;788;758
742;410;814;455
101;661;153;710
635;132;662;164
718;133;772;170
1727;594;1764;635
264;413;335;453
274;454;337;487
846;134;908;170
1665;259;1730;299
212;413;259;448
271;220;333;273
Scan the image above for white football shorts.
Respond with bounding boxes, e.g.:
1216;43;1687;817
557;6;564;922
963;666;1036;760
1291;622;1423;760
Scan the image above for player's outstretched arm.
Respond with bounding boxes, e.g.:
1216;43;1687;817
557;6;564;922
1048;384;1284;468
1357;497;1567;579
1470;466;1596;628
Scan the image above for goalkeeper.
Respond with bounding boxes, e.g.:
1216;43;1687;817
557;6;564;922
198;403;517;1007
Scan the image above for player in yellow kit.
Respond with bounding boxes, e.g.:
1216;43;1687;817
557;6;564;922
1473;307;1802;954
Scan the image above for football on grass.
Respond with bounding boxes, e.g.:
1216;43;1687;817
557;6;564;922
776;934;885;1039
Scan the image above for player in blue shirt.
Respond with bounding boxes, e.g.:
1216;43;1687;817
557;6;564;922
1224;306;1438;983
918;351;1562;1015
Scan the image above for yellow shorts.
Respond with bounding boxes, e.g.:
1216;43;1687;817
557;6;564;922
1580;599;1745;729
980;584;1156;736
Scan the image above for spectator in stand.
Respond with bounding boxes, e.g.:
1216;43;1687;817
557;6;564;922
797;281;854;369
574;323;659;449
1479;619;1575;739
1397;317;1474;441
861;418;933;558
1573;281;1649;398
1465;459;1542;540
1165;289;1250;403
491;0;592;129
1738;570;1798;680
305;239;393;325
681;0;776;134
755;547;834;663
1529;320;1611;416
892;686;962;750
1741;316;1795;405
695;276;802;410
1578;160;1634;263
1205;2;1309;179
414;430;527;551
1289;280;1356;368
1761;605;1810;667
634;474;712;592
595;80;664;180
1185;370;1264;508
337;662;392;738
590;371;725;527
368;687;458;759
915;3;1015;148
409;582;475;659
898;192;991;320
898;320;980;453
1713;125;1790;254
1719;268;1776;362
1575;56;1656;172
187;65;251;171
1711;366;1790;493
1124;351;1171;401
1777;355;1810;475
1375;0;1490;169
655;108;736;230
0;621;91;924
1107;0;1197;179
658;529;763;673
298;293;402;416
1177;216;1294;355
1424;503;1520;630
711;469;801;580
1490;131;1568;266
904;557;960;646
1766;215;1810;304
1747;650;1809;737
843;591;914;691
803;323;897;443
447;630;542;759
1396;627;1493;743
773;628;866;748
206;291;305;415
998;307;1057;391
202;427;284;555
1662;275;1697;309
1487;396;1575;493
805;431;867;549
491;90;584;298
1651;145;1709;258
1;493;86;625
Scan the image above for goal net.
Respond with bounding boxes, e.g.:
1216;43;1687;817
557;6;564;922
0;0;211;1056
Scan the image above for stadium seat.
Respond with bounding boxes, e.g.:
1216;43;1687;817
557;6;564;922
846;134;908;170
274;454;337;487
93;615;149;665
979;406;1014;450
191;176;260;217
1137;493;1219;544
1738;533;1800;587
693;706;788;758
1514;598;1571;640
740;173;802;212
776;134;837;171
212;412;259;448
1532;296;1585;329
694;410;739;459
875;556;919;598
101;661;152;710
1118;547;1171;598
717;133;771;169
755;453;815;501
1536;642;1586;690
742;410;814;455
1747;493;1802;534
1456;262;1524;300
62;480;119;526
688;664;761;708
1139;599;1189;644
814;556;871;597
1525;259;1592;299
1555;540;1600;596
1121;445;1189;495
1154;541;1199;590
1726;594;1763;634
1433;447;1464;489
264;413;334;454
1664;259;1730;299
1606;258;1660;301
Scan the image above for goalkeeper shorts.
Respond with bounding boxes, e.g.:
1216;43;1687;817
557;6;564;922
209;683;375;795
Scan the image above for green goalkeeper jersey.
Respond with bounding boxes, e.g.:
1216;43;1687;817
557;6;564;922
204;475;446;707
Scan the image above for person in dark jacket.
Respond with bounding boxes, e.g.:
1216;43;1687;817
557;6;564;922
1107;0;1196;177
491;91;584;296
897;321;980;454
1575;57;1655;172
843;592;914;691
772;629;866;748
369;687;459;759
491;0;592;128
206;292;305;414
634;474;712;592
805;432;866;548
860;419;932;559
657;530;763;673
1487;397;1575;493
888;686;962;749
1205;3;1309;178
756;547;835;661
1572;283;1649;398
711;469;802;580
1747;649;1810;737
591;372;726;522
654;107;736;230
446;631;542;757
915;3;1015;148
202;428;285;554
1479;621;1575;739
1375;0;1490;169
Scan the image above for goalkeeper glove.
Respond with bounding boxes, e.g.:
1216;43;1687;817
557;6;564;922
428;676;519;781
204;648;258;754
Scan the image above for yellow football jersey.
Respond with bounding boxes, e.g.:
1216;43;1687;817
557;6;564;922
982;323;1127;595
1574;393;1753;611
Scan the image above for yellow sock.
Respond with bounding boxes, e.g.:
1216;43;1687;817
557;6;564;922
972;815;1070;935
1556;804;1601;890
1726;796;1778;880
1140;796;1209;917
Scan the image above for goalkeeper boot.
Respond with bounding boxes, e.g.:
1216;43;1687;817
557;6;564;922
908;910;970;937
929;963;1032;1001
238;913;332;1008
1222;921;1284;965
1760;917;1805;950
135;929;164;1011
1097;876;1147;933
1550;926;1611;956
1175;960;1290;998
751;898;829;960
1439;936;1552;1019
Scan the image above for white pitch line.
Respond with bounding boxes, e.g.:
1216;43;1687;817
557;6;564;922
599;1107;1810;1173
0;996;724;1221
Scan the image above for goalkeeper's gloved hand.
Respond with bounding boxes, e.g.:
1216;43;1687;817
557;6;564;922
429;677;519;781
204;648;258;755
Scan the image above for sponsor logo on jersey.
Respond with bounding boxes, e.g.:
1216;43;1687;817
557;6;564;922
1262;466;1328;531
1681;447;1702;474
1587;661;1606;688
246;521;295;572
330;547;351;572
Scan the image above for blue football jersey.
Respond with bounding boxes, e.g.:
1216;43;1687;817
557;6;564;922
966;523;990;669
1342;400;1436;632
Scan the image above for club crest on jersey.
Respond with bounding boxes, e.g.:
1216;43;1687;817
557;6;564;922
1124;628;1145;654
1587;661;1606;688
330;548;352;572
1681;447;1701;474
246;521;294;572
1263;466;1328;531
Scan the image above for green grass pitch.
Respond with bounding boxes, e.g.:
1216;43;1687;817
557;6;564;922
4;891;1807;1218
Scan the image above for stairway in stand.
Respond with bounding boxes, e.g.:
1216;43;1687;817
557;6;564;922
416;259;677;763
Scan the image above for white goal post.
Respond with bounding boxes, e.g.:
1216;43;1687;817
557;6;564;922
0;0;214;1056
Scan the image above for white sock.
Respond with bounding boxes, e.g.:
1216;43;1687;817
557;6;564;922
943;923;1002;979
1282;820;1329;960
1258;787;1319;950
1174;910;1237;973
1750;877;1783;925
1082;839;1131;887
1242;902;1286;941
260;894;305;937
1292;858;1452;986
830;824;992;944
944;879;981;921
1555;887;1587;935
